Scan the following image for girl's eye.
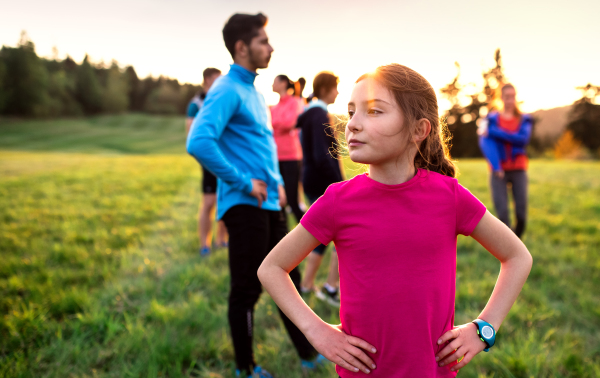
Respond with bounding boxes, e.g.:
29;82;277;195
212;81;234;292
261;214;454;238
348;110;355;119
368;109;382;115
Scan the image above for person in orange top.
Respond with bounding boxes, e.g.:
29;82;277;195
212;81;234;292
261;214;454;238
478;84;533;238
270;75;305;222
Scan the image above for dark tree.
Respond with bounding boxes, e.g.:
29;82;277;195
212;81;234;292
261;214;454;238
124;66;141;111
0;32;50;116
566;84;600;153
101;61;129;113
439;61;482;158
75;55;103;114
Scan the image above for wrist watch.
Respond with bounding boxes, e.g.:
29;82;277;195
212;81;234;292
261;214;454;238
472;319;496;352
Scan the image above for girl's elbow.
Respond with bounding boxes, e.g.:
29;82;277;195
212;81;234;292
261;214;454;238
524;249;533;272
515;245;533;275
257;262;272;285
257;263;267;284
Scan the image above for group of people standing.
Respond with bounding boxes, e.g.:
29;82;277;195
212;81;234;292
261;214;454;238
186;13;344;377
186;11;532;378
187;62;344;307
270;71;344;305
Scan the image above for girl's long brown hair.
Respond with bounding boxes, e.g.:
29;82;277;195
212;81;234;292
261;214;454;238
355;64;457;178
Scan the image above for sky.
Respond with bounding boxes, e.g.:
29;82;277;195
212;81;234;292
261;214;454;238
1;0;599;114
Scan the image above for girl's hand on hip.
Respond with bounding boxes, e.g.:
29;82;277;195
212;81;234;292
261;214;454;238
306;323;377;374
435;323;487;372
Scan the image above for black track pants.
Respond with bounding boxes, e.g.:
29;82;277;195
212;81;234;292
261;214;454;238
222;205;316;373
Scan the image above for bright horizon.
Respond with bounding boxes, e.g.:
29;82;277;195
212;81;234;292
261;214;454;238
2;0;599;114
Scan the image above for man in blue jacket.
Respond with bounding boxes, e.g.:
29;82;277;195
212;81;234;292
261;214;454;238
186;13;320;378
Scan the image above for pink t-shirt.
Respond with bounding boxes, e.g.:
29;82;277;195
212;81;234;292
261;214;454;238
270;95;303;161
300;169;486;377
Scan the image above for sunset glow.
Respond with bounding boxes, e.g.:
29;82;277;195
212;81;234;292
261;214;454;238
2;0;598;114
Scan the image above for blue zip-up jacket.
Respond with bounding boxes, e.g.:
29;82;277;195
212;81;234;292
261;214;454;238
186;64;283;219
478;111;533;172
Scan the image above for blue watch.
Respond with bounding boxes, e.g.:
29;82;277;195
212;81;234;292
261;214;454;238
472;319;496;352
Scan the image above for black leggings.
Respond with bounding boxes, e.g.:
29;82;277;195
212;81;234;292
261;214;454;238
490;170;528;238
222;205;316;373
279;160;305;222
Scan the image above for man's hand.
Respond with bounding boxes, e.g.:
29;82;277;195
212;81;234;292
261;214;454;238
494;170;505;179
278;184;287;208
250;179;268;208
435;323;487;372
306;323;377;374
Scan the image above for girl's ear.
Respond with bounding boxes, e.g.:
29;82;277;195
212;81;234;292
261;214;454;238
413;119;431;143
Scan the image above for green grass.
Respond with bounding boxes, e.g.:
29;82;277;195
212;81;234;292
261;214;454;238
0;114;187;154
1;115;599;377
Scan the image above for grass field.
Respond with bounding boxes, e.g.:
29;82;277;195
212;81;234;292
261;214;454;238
1;115;599;377
0;114;186;154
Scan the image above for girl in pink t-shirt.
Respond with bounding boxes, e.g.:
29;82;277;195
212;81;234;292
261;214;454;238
258;64;532;377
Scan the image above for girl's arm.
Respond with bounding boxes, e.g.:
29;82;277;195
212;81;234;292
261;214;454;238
478;134;503;173
487;115;533;147
435;211;533;372
258;225;378;374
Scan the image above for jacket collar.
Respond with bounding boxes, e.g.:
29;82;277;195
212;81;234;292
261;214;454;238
306;99;328;112
229;63;258;85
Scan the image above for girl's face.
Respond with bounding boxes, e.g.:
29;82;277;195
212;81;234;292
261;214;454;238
346;78;411;165
501;87;516;113
272;77;287;94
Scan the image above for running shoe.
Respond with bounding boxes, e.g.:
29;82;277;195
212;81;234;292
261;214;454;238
199;246;211;257
301;354;329;372
235;366;273;378
315;286;340;307
300;286;313;298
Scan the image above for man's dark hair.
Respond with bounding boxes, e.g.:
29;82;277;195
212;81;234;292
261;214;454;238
313;72;339;99
203;67;221;80
222;13;268;59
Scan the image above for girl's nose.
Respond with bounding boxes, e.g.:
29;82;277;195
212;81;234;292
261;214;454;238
347;116;360;132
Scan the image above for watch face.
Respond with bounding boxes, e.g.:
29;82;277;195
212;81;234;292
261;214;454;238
481;325;494;339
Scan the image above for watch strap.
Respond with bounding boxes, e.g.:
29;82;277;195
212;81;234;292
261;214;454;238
472;319;496;352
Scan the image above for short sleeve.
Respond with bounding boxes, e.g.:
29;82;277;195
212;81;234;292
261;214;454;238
187;102;199;118
300;185;336;245
455;183;486;236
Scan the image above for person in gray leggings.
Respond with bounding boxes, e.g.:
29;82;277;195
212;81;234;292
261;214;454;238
478;84;533;238
490;171;527;237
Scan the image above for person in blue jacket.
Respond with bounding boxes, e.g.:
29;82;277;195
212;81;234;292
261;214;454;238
185;67;228;257
478;83;532;238
186;13;322;378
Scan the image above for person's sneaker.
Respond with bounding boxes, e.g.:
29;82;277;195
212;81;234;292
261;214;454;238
301;354;329;372
235;366;273;378
300;286;313;298
199;246;211;258
252;366;273;378
315;286;340;307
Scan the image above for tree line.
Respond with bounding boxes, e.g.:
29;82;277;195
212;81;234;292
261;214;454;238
0;32;201;118
1;34;598;158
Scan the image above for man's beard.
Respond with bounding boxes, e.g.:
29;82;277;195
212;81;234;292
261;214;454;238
249;48;270;69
